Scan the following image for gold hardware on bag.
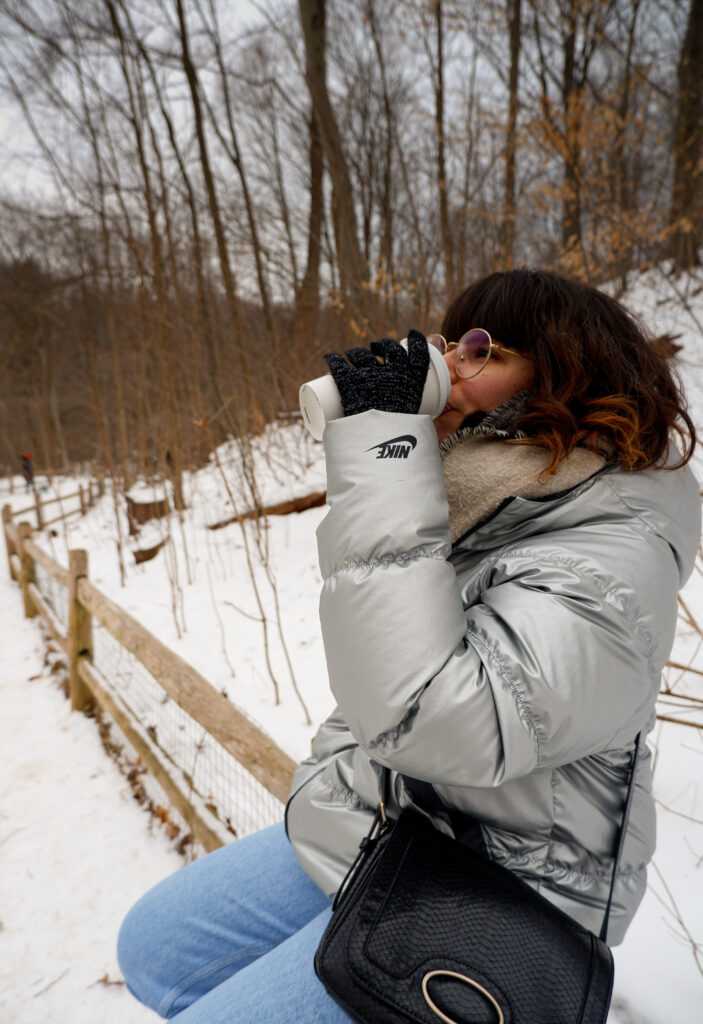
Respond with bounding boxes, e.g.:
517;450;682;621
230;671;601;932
421;969;505;1024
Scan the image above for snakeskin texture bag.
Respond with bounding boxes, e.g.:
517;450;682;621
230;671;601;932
315;738;640;1024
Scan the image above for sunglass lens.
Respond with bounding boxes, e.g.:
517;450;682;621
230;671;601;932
426;334;447;354
456;329;492;378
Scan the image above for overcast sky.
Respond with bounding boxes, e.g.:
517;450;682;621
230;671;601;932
0;0;269;208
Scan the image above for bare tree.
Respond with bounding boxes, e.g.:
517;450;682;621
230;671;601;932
670;0;703;270
174;0;254;418
194;0;275;345
433;0;454;298
502;0;522;267
298;0;375;336
293;105;324;344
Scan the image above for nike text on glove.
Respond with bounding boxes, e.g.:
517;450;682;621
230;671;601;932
323;330;430;417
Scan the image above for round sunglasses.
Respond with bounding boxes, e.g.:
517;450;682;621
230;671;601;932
427;328;524;380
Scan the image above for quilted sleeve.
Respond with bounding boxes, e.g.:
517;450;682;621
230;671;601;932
316;410;670;788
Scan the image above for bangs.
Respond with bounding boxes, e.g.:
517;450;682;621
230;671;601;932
440;272;537;352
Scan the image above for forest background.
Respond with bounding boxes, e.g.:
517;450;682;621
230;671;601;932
1;0;702;488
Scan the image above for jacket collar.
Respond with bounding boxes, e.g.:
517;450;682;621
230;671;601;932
439;392;607;542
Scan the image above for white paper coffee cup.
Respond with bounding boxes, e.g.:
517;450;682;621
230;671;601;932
299;339;451;440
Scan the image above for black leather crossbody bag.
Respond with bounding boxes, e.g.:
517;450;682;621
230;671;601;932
315;735;641;1024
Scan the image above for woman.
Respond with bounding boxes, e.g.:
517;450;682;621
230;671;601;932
118;268;699;1022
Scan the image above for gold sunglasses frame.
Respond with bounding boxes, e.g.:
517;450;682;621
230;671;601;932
429;329;523;380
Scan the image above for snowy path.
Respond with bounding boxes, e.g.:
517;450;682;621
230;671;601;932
0;569;181;1024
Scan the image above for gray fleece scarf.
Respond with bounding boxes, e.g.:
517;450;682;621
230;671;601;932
439;391;607;542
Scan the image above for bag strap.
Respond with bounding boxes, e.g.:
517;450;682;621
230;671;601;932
378;731;642;945
333;769;392;912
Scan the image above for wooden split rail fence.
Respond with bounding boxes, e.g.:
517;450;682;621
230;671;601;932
9;479;104;531
2;504;296;851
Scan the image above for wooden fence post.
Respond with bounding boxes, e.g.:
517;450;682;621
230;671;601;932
17;522;36;618
68;549;93;711
79;484;86;516
2;504;15;580
34;489;44;530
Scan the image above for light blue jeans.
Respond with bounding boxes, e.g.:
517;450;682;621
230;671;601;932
117;823;353;1022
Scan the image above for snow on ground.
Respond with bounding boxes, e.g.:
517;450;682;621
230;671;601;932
1;268;702;1021
0;564;181;1024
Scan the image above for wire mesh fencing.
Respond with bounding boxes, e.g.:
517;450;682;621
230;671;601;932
91;621;285;841
34;561;69;634
17;531;289;850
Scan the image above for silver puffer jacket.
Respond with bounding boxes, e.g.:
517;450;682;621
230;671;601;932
285;408;700;943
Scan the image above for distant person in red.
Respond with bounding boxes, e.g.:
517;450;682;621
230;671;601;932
20;452;34;492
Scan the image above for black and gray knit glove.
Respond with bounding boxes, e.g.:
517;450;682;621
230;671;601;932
323;330;430;417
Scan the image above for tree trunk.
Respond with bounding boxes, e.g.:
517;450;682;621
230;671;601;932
670;0;703;270
613;0;641;285
294;107;323;344
174;0;253;417
367;0;395;319
201;0;275;342
434;0;454;299
561;2;581;253
298;0;375;336
502;0;522;268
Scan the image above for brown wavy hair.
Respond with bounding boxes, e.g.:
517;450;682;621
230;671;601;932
440;268;697;473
